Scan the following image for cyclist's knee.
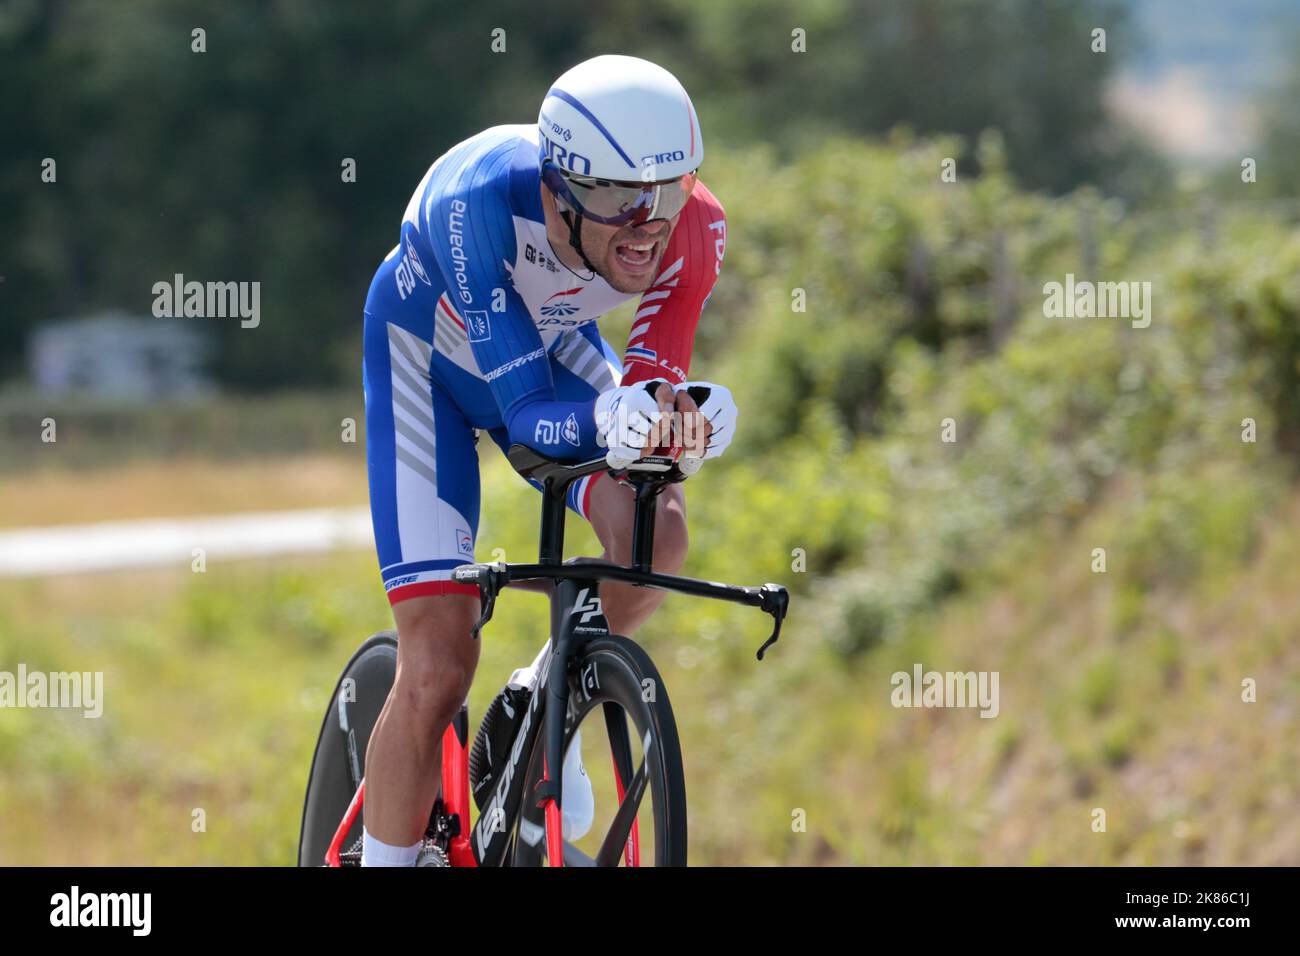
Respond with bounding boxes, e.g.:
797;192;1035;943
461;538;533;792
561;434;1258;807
591;479;689;573
397;651;473;723
391;595;479;727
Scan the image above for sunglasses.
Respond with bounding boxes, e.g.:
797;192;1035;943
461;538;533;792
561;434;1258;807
542;161;698;227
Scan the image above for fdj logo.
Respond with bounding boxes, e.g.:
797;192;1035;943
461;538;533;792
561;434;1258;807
395;236;432;300
464;310;490;342
539;111;573;142
533;416;578;448
561;413;579;446
404;235;431;285
541;132;591;175
534;419;561;446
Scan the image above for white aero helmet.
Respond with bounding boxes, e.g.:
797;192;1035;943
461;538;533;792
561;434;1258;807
539;54;702;246
539;54;702;183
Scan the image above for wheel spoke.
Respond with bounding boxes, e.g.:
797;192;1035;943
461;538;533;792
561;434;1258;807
594;727;652;867
602;702;641;866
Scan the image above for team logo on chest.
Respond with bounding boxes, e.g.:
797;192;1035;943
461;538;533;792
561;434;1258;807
524;243;559;273
540;287;584;317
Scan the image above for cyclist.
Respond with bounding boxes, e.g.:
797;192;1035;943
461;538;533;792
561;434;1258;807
359;54;737;866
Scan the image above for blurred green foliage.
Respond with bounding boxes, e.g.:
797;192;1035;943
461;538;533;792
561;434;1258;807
3;0;1169;385
1;131;1298;863
0;388;361;472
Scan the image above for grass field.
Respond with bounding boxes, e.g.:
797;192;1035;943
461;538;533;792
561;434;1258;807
1;452;1295;865
0;454;367;529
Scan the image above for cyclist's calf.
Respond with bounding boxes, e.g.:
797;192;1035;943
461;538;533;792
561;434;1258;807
590;478;689;571
363;593;480;847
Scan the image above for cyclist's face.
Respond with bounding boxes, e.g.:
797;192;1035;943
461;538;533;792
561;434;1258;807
542;184;678;293
583;215;678;293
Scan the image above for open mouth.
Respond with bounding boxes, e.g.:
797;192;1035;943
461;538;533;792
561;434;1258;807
614;238;657;271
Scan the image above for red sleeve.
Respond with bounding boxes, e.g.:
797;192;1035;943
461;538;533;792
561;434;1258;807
620;181;726;386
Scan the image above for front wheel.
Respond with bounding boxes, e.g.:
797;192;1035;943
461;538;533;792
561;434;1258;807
512;634;687;866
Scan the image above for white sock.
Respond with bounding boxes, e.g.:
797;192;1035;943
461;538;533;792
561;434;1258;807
360;828;422;867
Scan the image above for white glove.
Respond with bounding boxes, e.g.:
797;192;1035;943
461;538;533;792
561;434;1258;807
594;379;669;468
674;381;737;459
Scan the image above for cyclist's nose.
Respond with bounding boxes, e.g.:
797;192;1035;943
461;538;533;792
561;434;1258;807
626;221;670;241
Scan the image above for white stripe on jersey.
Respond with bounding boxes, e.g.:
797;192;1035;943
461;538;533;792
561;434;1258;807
653;256;685;286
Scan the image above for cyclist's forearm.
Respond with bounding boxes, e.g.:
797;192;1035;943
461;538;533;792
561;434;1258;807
503;394;601;458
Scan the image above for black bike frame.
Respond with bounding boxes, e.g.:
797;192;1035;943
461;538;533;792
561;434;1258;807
453;446;789;866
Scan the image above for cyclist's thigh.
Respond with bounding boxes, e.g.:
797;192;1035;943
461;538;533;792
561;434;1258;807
585;468;686;558
363;286;483;606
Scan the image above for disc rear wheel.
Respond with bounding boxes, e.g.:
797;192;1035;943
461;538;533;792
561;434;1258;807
297;632;398;866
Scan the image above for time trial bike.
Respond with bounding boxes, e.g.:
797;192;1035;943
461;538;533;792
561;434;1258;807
298;444;789;866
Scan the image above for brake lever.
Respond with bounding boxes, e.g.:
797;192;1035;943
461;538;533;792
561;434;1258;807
453;562;508;640
471;593;495;641
755;583;789;661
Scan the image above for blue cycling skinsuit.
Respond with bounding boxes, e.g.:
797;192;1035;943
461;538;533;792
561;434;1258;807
362;124;726;604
